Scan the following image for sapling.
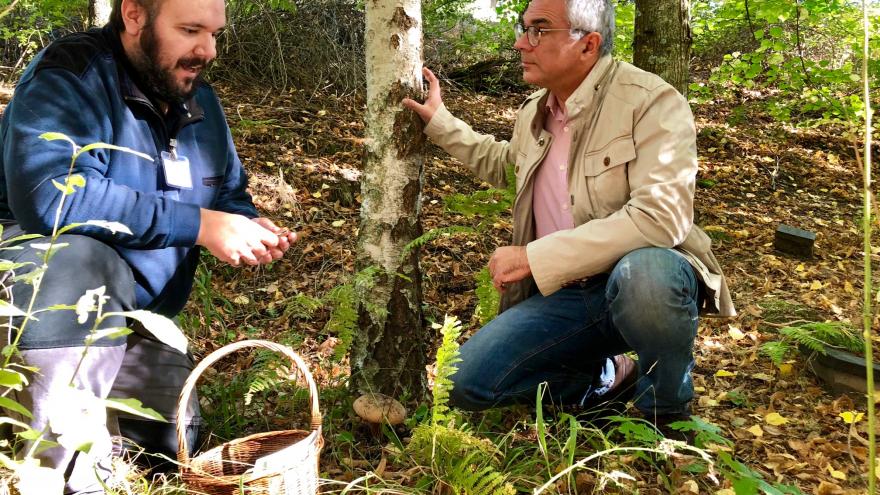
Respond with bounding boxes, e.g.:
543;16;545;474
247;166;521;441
0;133;187;494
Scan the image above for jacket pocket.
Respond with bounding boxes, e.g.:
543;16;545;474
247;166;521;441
583;137;636;217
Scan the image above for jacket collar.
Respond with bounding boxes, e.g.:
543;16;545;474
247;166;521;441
528;54;616;139
563;54;615;121
102;25;205;127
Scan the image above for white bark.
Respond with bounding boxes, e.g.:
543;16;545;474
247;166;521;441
91;0;112;27
353;0;427;397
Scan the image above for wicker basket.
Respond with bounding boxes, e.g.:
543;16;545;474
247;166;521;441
176;340;323;495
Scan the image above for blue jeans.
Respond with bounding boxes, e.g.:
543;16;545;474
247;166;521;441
449;247;700;416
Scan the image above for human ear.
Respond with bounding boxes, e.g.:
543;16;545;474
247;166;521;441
120;0;148;35
581;32;602;55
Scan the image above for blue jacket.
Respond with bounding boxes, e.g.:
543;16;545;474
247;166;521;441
0;26;258;316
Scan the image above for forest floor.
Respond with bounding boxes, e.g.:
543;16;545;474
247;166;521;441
188;81;876;494
0;79;875;493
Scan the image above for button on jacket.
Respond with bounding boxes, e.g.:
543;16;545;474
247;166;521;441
424;55;734;317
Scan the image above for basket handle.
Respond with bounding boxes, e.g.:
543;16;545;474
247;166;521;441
175;339;322;465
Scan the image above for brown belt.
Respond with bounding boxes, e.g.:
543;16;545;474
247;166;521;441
561;277;592;289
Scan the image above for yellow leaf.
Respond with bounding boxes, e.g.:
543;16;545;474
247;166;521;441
331;220;345;228
311;191;322;199
809;280;822;290
747;424;763;437
698;396;719;407
715;490;736;495
715;370;736;377
795;263;805;272
765;412;788;426
827;465;847;480
266;161;275;167
844;281;855;294
728;325;746;341
233;295;249;305
839;411;865;424
778;363;794;376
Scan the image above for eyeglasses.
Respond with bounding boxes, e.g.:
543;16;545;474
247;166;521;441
514;23;584;47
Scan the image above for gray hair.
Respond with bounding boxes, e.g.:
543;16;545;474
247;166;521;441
565;0;615;56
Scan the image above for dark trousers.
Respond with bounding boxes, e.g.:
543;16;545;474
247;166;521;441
1;227;198;494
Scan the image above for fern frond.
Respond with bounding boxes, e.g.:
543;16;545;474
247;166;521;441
401;225;476;257
780;326;828;355
281;293;322;320
444;189;512;217
432;315;463;426
798;321;864;353
442;451;515;495
474;268;499;326
324;283;358;361
759;341;792;366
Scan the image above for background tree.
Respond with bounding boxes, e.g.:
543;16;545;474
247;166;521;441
88;0;112;28
350;0;428;399
633;0;692;95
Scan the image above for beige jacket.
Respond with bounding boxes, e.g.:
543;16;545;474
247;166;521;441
424;56;735;317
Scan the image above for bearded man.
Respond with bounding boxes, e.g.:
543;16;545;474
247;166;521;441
0;0;295;492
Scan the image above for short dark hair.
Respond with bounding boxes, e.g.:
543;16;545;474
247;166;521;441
109;0;163;32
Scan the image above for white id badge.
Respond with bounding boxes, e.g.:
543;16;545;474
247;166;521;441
161;151;193;189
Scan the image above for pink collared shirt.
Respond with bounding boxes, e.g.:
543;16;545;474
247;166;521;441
533;93;574;239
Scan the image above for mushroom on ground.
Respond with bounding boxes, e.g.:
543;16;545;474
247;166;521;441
353;393;406;435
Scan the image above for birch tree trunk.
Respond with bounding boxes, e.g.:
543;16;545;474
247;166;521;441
633;0;691;96
89;0;112;28
351;0;427;400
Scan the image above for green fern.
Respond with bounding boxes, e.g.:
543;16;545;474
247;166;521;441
324;283;357;361
281;293;322;320
444;188;513;217
474;267;499;326
759;341;792;366
323;266;383;361
797;321;863;353
440;451;516;495
780;326;827;354
761;321;865;366
245;373;283;406
406;316;514;495
432;315;464;426
402;225;476;258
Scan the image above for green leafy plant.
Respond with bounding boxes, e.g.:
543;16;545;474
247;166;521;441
323;266;382;361
0;133;179;493
759;321;863;365
406;315;515;495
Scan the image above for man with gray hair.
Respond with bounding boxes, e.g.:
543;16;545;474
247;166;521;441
404;0;733;437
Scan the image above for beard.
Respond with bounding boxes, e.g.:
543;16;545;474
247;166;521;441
133;21;209;104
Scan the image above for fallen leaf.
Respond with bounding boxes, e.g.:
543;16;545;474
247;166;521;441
233;295;250;305
778;363;793;376
331;220;346;227
680;479;699;493
765;412;788;426
810;280;822;290
826;465;846;480
747;424;763;437
728;325;746;340
715;370;736;377
839;411;864;424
